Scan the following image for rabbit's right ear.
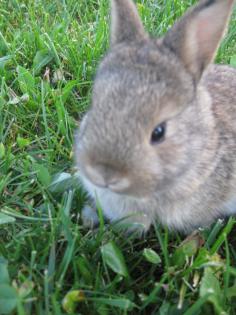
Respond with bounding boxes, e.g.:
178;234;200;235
163;0;234;82
111;0;148;46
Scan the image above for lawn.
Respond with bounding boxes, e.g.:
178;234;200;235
0;0;236;314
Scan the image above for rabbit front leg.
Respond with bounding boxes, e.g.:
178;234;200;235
81;204;99;229
81;202;152;235
113;212;152;235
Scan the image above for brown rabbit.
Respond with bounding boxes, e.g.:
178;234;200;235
75;0;236;233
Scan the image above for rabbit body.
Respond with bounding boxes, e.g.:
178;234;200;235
76;0;236;232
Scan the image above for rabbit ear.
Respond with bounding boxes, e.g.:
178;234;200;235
163;0;234;82
111;0;148;46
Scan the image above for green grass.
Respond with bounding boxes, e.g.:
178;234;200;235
0;0;236;314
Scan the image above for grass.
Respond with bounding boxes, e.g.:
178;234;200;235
0;0;235;314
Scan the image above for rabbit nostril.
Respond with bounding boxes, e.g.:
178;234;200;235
84;164;107;188
84;163;130;192
108;177;131;192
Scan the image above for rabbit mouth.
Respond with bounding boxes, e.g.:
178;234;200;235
80;169;153;203
81;172;131;196
79;163;132;194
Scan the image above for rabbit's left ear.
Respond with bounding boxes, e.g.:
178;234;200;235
111;0;148;46
163;0;234;82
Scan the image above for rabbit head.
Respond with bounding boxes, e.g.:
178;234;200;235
76;0;234;201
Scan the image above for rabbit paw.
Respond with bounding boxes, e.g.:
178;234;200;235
114;213;152;237
81;205;99;229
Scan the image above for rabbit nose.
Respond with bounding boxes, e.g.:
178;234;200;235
85;163;131;192
108;177;131;192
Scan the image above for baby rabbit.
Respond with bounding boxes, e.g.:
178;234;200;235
76;0;236;233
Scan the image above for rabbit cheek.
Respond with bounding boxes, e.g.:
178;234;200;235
152;142;184;184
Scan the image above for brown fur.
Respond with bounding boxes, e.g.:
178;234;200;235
76;0;236;232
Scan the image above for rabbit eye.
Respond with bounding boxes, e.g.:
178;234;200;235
151;122;166;144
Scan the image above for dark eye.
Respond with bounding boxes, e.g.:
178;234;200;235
151;122;166;144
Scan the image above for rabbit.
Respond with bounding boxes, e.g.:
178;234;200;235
75;0;236;233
